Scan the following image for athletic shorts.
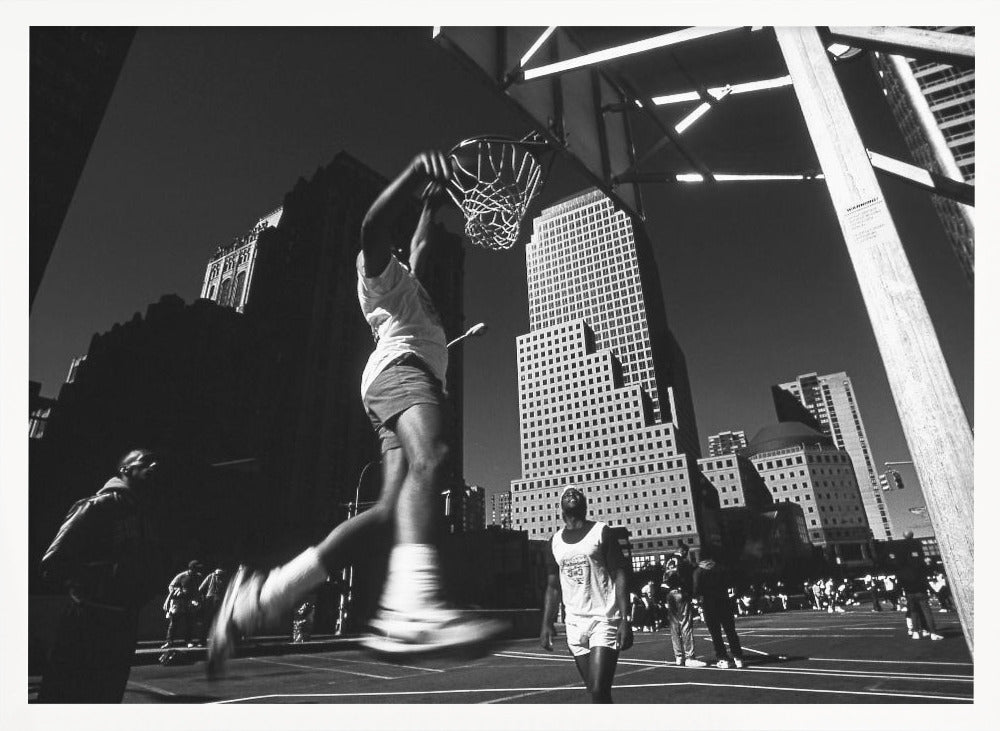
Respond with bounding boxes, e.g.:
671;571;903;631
363;354;446;452
564;615;621;657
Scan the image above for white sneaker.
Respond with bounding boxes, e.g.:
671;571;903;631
733;657;745;669
929;633;944;641
910;631;921;640
206;565;270;678
363;607;508;656
675;657;684;666
714;659;733;669
685;658;708;667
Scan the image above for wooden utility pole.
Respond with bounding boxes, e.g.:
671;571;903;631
775;26;974;654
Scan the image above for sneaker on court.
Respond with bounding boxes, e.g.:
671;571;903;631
674;658;684;666
363;607;508;657
929;633;944;640
685;658;708;667
910;631;921;640
714;659;733;669
206;565;268;679
733;657;745;669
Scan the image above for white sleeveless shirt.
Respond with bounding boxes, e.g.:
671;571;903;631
357;253;448;399
551;521;620;621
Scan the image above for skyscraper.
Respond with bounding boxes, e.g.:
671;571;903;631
200;207;283;312
490;491;512;530
524;189;700;456
707;430;747;458
777;372;892;540
510;190;716;568
871;27;974;283
745;421;873;555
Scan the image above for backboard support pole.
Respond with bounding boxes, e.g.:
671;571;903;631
775;25;974;655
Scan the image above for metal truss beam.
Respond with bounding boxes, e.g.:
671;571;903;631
518;27;744;81
519;26;557;67
827;26;974;67
867;149;975;206
615;171;823;184
651;75;792;105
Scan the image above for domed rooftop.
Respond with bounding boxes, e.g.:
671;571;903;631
745;421;833;457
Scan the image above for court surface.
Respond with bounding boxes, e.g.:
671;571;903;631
122;608;972;704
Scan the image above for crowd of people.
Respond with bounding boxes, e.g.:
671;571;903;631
630;568;952;625
620;551;954;668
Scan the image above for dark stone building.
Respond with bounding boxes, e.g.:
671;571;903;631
30;294;261;588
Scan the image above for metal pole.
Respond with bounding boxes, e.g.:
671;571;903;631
336;460;379;634
446;322;487;348
775;26;974;654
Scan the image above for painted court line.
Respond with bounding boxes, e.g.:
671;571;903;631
806;656;973;667
247;656;393;680
127;680;178;697
731;633;890;638
741;626;895;632
494;651;971;684
312;654;445;674
733;666;972;683
611;681;971;702
212;680;971;704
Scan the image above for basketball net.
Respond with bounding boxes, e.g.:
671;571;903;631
446;136;546;251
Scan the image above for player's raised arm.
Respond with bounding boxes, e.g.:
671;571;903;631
360;150;452;278
409;187;447;282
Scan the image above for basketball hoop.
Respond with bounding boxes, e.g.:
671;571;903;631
446;133;548;251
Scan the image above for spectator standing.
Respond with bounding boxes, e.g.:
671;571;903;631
663;547;706;667
199;567;229;630
930;573;954;612
163;561;205;648
693;547;745;669
37;449;168;703
896;532;943;640
629;591;647;633
867;575;884;612
775;581;789;611
883;574;901;611
640;581;658;632
292;598;317;642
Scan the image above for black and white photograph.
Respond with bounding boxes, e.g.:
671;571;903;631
3;2;990;729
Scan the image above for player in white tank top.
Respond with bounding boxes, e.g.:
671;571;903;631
541;488;632;703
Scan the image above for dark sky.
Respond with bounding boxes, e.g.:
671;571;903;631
29;27;973;537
